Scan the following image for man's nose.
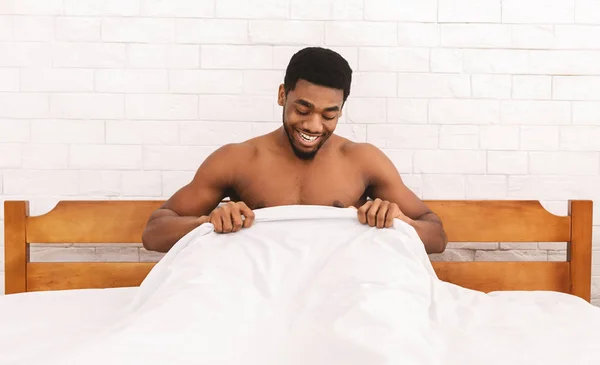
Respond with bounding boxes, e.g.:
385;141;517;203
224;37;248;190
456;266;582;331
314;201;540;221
301;114;323;133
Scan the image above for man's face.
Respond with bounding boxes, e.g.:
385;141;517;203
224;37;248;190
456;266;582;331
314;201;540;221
277;79;344;160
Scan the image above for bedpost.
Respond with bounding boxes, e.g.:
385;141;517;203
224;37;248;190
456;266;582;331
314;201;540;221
4;201;28;295
568;200;593;302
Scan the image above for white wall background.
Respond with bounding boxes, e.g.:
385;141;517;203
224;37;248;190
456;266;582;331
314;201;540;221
0;0;599;303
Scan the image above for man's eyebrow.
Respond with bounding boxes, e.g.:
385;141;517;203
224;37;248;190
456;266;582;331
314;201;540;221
294;99;313;108
294;99;340;112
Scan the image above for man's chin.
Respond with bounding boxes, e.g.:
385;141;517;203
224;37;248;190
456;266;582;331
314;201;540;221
283;126;328;159
291;145;318;160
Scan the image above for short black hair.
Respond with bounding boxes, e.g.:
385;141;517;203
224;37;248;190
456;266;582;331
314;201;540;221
283;47;353;103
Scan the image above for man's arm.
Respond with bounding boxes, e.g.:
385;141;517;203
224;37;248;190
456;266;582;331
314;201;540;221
141;144;241;253
356;144;448;254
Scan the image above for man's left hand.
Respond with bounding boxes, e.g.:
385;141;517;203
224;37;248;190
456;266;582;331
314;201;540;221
351;198;413;228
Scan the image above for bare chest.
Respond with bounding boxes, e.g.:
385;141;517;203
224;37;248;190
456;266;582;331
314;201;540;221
232;160;367;209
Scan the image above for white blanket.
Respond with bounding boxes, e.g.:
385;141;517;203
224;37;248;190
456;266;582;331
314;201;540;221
3;205;600;364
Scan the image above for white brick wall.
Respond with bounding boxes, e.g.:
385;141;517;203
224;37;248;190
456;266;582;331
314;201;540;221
1;0;599;306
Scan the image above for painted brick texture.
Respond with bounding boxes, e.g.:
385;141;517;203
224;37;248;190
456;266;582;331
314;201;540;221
1;0;599;304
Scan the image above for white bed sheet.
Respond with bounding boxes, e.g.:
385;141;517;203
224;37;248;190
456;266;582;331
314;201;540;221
0;287;138;364
1;205;600;364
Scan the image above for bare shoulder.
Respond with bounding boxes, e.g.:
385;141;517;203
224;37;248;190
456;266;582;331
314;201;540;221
207;139;257;165
339;140;405;189
243;133;270;154
186;139;256;188
340;140;390;166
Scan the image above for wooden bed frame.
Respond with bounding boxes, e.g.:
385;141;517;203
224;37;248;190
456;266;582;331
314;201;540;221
3;199;594;302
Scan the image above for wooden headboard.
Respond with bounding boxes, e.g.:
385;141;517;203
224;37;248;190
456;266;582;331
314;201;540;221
3;200;593;302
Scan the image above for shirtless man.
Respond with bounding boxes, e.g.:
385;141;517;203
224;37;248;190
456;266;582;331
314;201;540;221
142;47;448;255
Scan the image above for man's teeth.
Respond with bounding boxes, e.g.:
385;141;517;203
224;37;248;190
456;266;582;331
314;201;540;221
300;132;318;142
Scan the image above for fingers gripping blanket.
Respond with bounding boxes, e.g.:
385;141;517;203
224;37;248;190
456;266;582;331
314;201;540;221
25;206;600;364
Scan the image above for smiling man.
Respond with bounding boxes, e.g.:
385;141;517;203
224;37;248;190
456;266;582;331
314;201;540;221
142;47;448;255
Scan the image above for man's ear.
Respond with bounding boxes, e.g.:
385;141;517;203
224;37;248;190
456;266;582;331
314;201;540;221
277;84;285;106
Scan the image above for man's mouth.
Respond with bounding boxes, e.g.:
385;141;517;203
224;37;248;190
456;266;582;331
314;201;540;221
299;131;318;142
295;129;321;146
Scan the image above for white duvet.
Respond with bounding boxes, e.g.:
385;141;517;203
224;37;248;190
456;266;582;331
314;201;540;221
1;205;600;364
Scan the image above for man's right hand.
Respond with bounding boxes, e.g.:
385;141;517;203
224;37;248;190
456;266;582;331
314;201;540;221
197;201;256;233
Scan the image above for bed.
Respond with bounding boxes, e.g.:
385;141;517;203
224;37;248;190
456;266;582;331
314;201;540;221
4;199;593;299
1;199;598;364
